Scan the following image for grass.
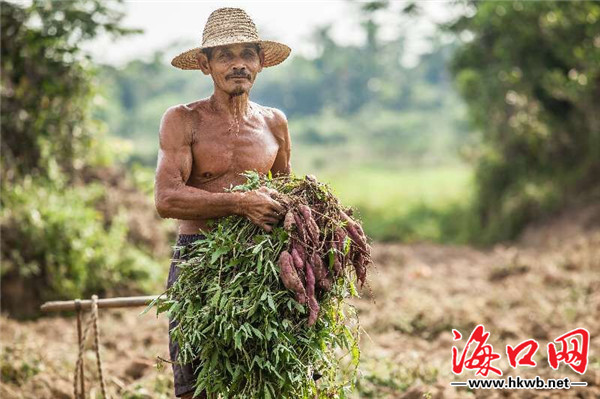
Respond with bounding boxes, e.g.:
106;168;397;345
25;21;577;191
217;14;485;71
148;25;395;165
315;164;475;243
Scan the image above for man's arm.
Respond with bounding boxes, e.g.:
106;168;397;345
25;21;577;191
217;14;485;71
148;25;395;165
269;108;292;177
154;106;285;230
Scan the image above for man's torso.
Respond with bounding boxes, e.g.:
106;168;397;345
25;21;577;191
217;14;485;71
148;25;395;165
174;98;282;234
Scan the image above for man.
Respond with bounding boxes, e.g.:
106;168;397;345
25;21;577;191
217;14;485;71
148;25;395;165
154;8;292;399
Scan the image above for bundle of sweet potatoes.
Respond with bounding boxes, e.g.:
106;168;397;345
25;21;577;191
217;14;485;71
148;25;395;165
272;175;372;326
151;172;366;397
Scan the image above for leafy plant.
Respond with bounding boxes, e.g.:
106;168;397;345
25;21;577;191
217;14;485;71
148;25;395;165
0;179;161;316
148;172;364;398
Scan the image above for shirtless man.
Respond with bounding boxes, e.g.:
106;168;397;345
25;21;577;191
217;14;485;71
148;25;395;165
153;7;292;399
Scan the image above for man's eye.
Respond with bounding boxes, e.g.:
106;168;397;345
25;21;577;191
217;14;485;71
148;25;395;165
242;51;256;59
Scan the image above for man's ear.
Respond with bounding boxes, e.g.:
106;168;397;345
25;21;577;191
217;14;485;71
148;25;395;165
196;51;211;75
257;48;265;72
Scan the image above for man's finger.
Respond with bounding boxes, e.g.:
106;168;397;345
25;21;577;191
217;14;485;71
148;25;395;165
261;187;279;198
261;223;273;232
263;216;279;224
266;209;283;219
270;201;285;214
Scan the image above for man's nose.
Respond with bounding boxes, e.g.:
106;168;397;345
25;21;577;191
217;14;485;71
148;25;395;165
232;65;247;74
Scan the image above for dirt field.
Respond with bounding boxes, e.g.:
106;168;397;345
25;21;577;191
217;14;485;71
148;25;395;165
2;205;599;398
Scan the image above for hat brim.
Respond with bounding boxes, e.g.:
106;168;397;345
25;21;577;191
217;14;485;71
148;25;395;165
170;40;291;70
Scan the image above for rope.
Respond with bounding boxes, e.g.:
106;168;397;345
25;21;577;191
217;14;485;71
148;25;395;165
74;295;108;399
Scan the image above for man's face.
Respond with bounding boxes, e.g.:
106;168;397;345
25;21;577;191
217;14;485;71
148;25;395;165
203;43;264;96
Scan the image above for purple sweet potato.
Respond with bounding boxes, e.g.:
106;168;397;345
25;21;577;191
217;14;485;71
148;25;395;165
345;222;368;256
293;212;307;242
312;253;332;291
283;210;296;232
333;256;343;277
292;238;307;262
334;227;347;253
307;296;319;326
291;247;305;271
305;260;319;326
353;222;371;256
278;251;307;304
299;204;320;244
331;227;347;277
352;251;367;287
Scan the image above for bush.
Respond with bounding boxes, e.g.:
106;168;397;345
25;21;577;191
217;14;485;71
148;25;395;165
1;179;161;317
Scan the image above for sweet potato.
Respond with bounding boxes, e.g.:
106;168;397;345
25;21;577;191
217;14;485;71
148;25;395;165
344;222;368;256
291;247;305;271
278;251;307;304
292;238;307;262
293;212;307;242
283;210;296;232
333;256;343;277
353;222;371;256
334;227;347;253
312;253;332;291
352;251;367;287
299;204;320;244
305;260;319;326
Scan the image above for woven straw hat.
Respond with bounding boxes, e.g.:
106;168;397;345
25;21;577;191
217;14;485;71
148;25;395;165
171;7;291;70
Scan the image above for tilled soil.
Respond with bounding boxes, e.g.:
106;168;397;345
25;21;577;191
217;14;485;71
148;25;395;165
2;205;599;398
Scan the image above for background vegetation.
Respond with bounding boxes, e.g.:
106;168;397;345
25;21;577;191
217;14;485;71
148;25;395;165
449;1;600;243
0;0;172;317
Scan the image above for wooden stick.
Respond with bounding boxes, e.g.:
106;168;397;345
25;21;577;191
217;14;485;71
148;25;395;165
41;295;159;313
76;303;85;398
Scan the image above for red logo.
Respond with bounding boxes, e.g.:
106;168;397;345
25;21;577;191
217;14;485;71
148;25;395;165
506;339;539;368
452;326;590;376
452;324;503;377
547;328;590;374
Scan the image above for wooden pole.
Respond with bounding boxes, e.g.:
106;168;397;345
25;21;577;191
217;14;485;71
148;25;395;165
40;295;159;313
75;300;85;399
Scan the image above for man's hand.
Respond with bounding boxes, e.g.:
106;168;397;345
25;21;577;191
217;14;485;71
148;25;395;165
240;187;286;232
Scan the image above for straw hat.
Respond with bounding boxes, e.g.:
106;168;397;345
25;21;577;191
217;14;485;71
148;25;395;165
171;7;291;70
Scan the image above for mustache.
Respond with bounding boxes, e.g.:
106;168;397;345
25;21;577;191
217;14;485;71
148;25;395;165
226;72;251;80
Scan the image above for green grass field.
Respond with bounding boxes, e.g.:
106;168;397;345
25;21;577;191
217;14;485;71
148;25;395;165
316;165;474;243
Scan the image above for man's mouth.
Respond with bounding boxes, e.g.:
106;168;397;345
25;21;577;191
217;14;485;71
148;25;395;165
227;75;250;80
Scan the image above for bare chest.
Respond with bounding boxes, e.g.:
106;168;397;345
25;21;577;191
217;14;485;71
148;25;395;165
186;117;279;190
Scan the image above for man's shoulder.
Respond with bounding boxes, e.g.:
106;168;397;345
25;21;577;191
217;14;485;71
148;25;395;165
161;103;189;123
164;98;210;118
254;103;288;128
160;100;210;134
159;102;204;143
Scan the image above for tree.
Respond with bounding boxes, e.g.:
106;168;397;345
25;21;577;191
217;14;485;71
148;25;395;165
449;1;600;242
0;0;140;183
0;0;165;317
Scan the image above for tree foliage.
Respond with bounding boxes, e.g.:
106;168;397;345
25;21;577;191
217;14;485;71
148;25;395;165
0;0;139;182
0;0;164;317
449;1;600;242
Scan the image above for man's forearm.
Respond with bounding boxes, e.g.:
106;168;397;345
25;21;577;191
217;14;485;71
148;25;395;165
155;185;246;220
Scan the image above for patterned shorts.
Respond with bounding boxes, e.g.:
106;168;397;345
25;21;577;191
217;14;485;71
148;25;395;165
167;233;207;398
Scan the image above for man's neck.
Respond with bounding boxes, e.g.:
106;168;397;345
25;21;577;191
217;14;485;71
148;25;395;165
210;89;251;118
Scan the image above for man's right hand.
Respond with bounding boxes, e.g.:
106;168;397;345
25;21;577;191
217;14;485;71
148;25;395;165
239;187;286;232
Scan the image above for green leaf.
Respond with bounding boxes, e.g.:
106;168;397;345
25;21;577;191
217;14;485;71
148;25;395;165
211;247;228;263
234;331;242;349
267;294;276;312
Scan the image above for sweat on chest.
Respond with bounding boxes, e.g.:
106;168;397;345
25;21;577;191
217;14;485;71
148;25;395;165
189;125;280;182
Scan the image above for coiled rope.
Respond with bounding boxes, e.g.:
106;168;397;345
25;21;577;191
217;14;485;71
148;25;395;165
73;295;107;399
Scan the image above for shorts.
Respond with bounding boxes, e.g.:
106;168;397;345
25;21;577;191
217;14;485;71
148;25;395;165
167;233;207;398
